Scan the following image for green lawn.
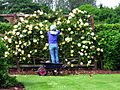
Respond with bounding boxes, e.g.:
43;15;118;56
16;74;120;90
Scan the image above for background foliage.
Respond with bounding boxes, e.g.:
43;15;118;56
95;24;120;70
79;4;120;24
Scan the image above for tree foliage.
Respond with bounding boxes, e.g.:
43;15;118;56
0;0;51;14
79;4;120;24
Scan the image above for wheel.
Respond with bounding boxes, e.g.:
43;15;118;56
37;66;47;76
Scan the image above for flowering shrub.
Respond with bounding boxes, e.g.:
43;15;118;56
3;8;103;65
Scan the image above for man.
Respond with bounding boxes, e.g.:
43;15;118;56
47;25;60;64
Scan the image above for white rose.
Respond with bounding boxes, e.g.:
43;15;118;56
33;39;37;43
35;49;37;52
67;61;70;65
71;50;74;53
19;17;24;22
4;36;8;40
19;41;22;44
91;32;94;36
21;50;24;54
84;23;89;26
18;49;21;52
20;34;23;38
93;37;96;40
15;41;18;44
62;42;65;45
15;52;18;55
40;31;43;34
69;12;75;17
24;20;28;23
77;43;81;47
23;30;27;33
23;43;27;46
39;11;44;15
82;45;86;48
28;31;32;34
68;16;72;19
23;57;26;60
30;51;32;53
85;53;87;56
57;21;61;25
5;51;9;55
27;54;31;57
16;32;20;35
39;23;44;27
85;46;88;49
79;52;84;56
97;48;100;51
12;30;16;35
81;36;84;39
34;26;39;30
80;62;83;65
68;28;71;31
32;14;37;17
88;15;91;18
87;56;90;58
43;46;47;50
13;25;18;28
65;37;72;42
88;60;91;64
40;35;44;38
101;49;103;52
8;38;12;43
28;41;31;45
67;20;70;24
82;41;87;44
65;59;68;61
71;54;73;56
28;25;33;30
70;31;74;34
72;9;76;14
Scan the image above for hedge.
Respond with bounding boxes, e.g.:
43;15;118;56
95;24;120;70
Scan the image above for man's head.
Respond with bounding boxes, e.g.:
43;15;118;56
50;25;57;31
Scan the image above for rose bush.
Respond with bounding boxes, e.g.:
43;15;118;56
3;8;103;65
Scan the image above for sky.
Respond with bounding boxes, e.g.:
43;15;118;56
96;0;120;8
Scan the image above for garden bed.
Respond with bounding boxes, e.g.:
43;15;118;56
9;68;120;75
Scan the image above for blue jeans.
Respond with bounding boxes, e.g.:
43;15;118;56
49;44;59;64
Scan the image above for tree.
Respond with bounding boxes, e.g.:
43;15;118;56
0;0;50;14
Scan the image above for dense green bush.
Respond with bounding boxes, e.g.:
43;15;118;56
95;24;120;32
96;24;120;70
0;22;13;34
0;38;18;88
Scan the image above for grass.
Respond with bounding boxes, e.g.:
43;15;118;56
16;74;120;90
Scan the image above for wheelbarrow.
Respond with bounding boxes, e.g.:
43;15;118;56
37;63;63;76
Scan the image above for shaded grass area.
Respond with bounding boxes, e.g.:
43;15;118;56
16;74;120;90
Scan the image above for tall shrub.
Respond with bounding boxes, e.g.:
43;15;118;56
3;9;102;66
96;24;120;70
